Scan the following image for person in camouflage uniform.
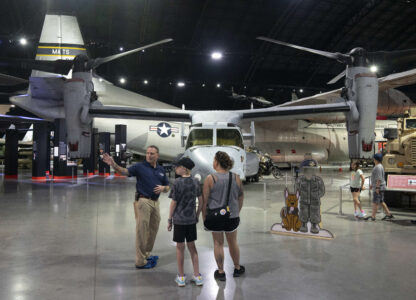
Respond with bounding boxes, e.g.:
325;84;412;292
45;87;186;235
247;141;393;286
295;166;325;234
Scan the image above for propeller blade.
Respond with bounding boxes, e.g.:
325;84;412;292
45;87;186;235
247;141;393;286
327;70;346;85
257;36;351;64
90;38;173;69
0;58;73;75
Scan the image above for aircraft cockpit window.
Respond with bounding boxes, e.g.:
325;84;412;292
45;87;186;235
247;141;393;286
216;129;244;149
185;129;213;149
405;119;416;129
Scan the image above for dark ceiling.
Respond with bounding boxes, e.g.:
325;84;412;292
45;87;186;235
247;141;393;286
1;0;416;112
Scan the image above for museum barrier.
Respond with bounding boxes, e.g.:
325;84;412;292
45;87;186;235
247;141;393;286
338;176;371;216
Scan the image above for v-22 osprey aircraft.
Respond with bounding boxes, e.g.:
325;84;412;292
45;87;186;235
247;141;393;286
5;14;416;181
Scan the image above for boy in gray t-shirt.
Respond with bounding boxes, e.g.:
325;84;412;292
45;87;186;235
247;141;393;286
168;157;203;287
365;153;394;221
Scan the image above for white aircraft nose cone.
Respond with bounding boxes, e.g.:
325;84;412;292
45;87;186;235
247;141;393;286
186;146;245;181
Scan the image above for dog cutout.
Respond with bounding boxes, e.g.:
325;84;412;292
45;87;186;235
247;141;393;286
280;188;302;232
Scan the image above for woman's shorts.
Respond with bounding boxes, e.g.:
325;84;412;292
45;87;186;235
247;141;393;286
350;187;361;193
173;224;197;243
204;217;240;232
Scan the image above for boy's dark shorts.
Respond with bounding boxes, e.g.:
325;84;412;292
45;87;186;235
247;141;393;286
204;217;240;232
350;187;361;193
372;191;385;204
173;223;197;243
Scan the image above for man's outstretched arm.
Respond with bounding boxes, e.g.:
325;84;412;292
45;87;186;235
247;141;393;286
103;153;129;176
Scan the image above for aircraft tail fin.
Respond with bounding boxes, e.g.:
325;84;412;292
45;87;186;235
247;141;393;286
33;14;87;77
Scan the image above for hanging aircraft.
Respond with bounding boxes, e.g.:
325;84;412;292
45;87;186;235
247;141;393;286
227;87;274;107
3;14;416;181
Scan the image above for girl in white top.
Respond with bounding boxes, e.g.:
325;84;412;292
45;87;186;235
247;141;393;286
350;161;366;218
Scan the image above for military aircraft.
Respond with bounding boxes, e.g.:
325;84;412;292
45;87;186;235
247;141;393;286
3;14;416;181
227;87;274;107
0;124;33;168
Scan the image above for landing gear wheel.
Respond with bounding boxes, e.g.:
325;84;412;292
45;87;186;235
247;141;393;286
271;166;282;179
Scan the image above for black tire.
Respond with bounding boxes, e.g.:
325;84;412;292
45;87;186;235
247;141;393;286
271;166;282;179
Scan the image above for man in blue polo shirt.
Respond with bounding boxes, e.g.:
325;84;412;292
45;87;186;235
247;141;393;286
103;145;170;269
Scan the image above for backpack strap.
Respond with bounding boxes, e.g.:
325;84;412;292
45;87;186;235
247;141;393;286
225;172;232;207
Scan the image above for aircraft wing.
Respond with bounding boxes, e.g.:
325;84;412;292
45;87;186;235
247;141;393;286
239;102;350;122
89;104;193;122
88;102;350;123
0;113;46;123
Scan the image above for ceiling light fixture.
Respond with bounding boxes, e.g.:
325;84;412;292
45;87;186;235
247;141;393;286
211;52;223;60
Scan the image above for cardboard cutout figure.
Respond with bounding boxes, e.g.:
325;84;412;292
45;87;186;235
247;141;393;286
295;166;325;234
280;188;302;232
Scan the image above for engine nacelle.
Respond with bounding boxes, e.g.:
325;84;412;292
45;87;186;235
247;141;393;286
63;71;93;158
346;70;379;159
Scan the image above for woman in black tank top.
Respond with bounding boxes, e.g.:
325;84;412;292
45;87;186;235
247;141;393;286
202;151;245;281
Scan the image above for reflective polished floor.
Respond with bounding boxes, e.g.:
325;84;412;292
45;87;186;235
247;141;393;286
1;168;416;300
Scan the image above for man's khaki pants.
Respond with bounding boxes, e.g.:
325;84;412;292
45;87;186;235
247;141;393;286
133;198;161;266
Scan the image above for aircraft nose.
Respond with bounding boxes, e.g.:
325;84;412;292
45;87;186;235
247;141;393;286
186;146;245;181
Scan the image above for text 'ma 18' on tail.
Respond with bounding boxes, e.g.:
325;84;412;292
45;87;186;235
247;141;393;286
32;14;87;78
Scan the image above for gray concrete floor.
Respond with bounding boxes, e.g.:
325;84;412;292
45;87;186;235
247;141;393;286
1;168;416;300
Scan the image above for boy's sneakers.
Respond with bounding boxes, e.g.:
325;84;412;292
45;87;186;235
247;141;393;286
214;270;226;281
135;259;156;269
354;211;359;217
382;214;394;221
233;265;245;277
191;274;204;286
364;216;376;221
175;275;186;287
359;211;367;218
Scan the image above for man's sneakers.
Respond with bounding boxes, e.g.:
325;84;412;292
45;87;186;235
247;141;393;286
214;270;226;281
233;265;245;277
364;216;376;221
135;259;156;269
175;275;186;287
191;274;204;286
382;214;394;221
147;255;159;262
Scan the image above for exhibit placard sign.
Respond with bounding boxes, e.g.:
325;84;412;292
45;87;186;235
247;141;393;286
387;175;416;190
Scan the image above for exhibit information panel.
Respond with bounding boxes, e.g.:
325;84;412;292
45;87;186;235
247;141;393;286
387;175;416;190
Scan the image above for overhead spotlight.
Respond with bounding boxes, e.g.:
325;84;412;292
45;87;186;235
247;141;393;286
202;83;206;87
211;51;223;60
299;89;303;93
11;104;15;108
98;78;103;82
119;46;124;52
142;49;145;52
244;86;247;89
143;80;148;85
177;81;185;87
19;38;27;46
370;65;378;73
216;83;221;88
119;78;126;84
